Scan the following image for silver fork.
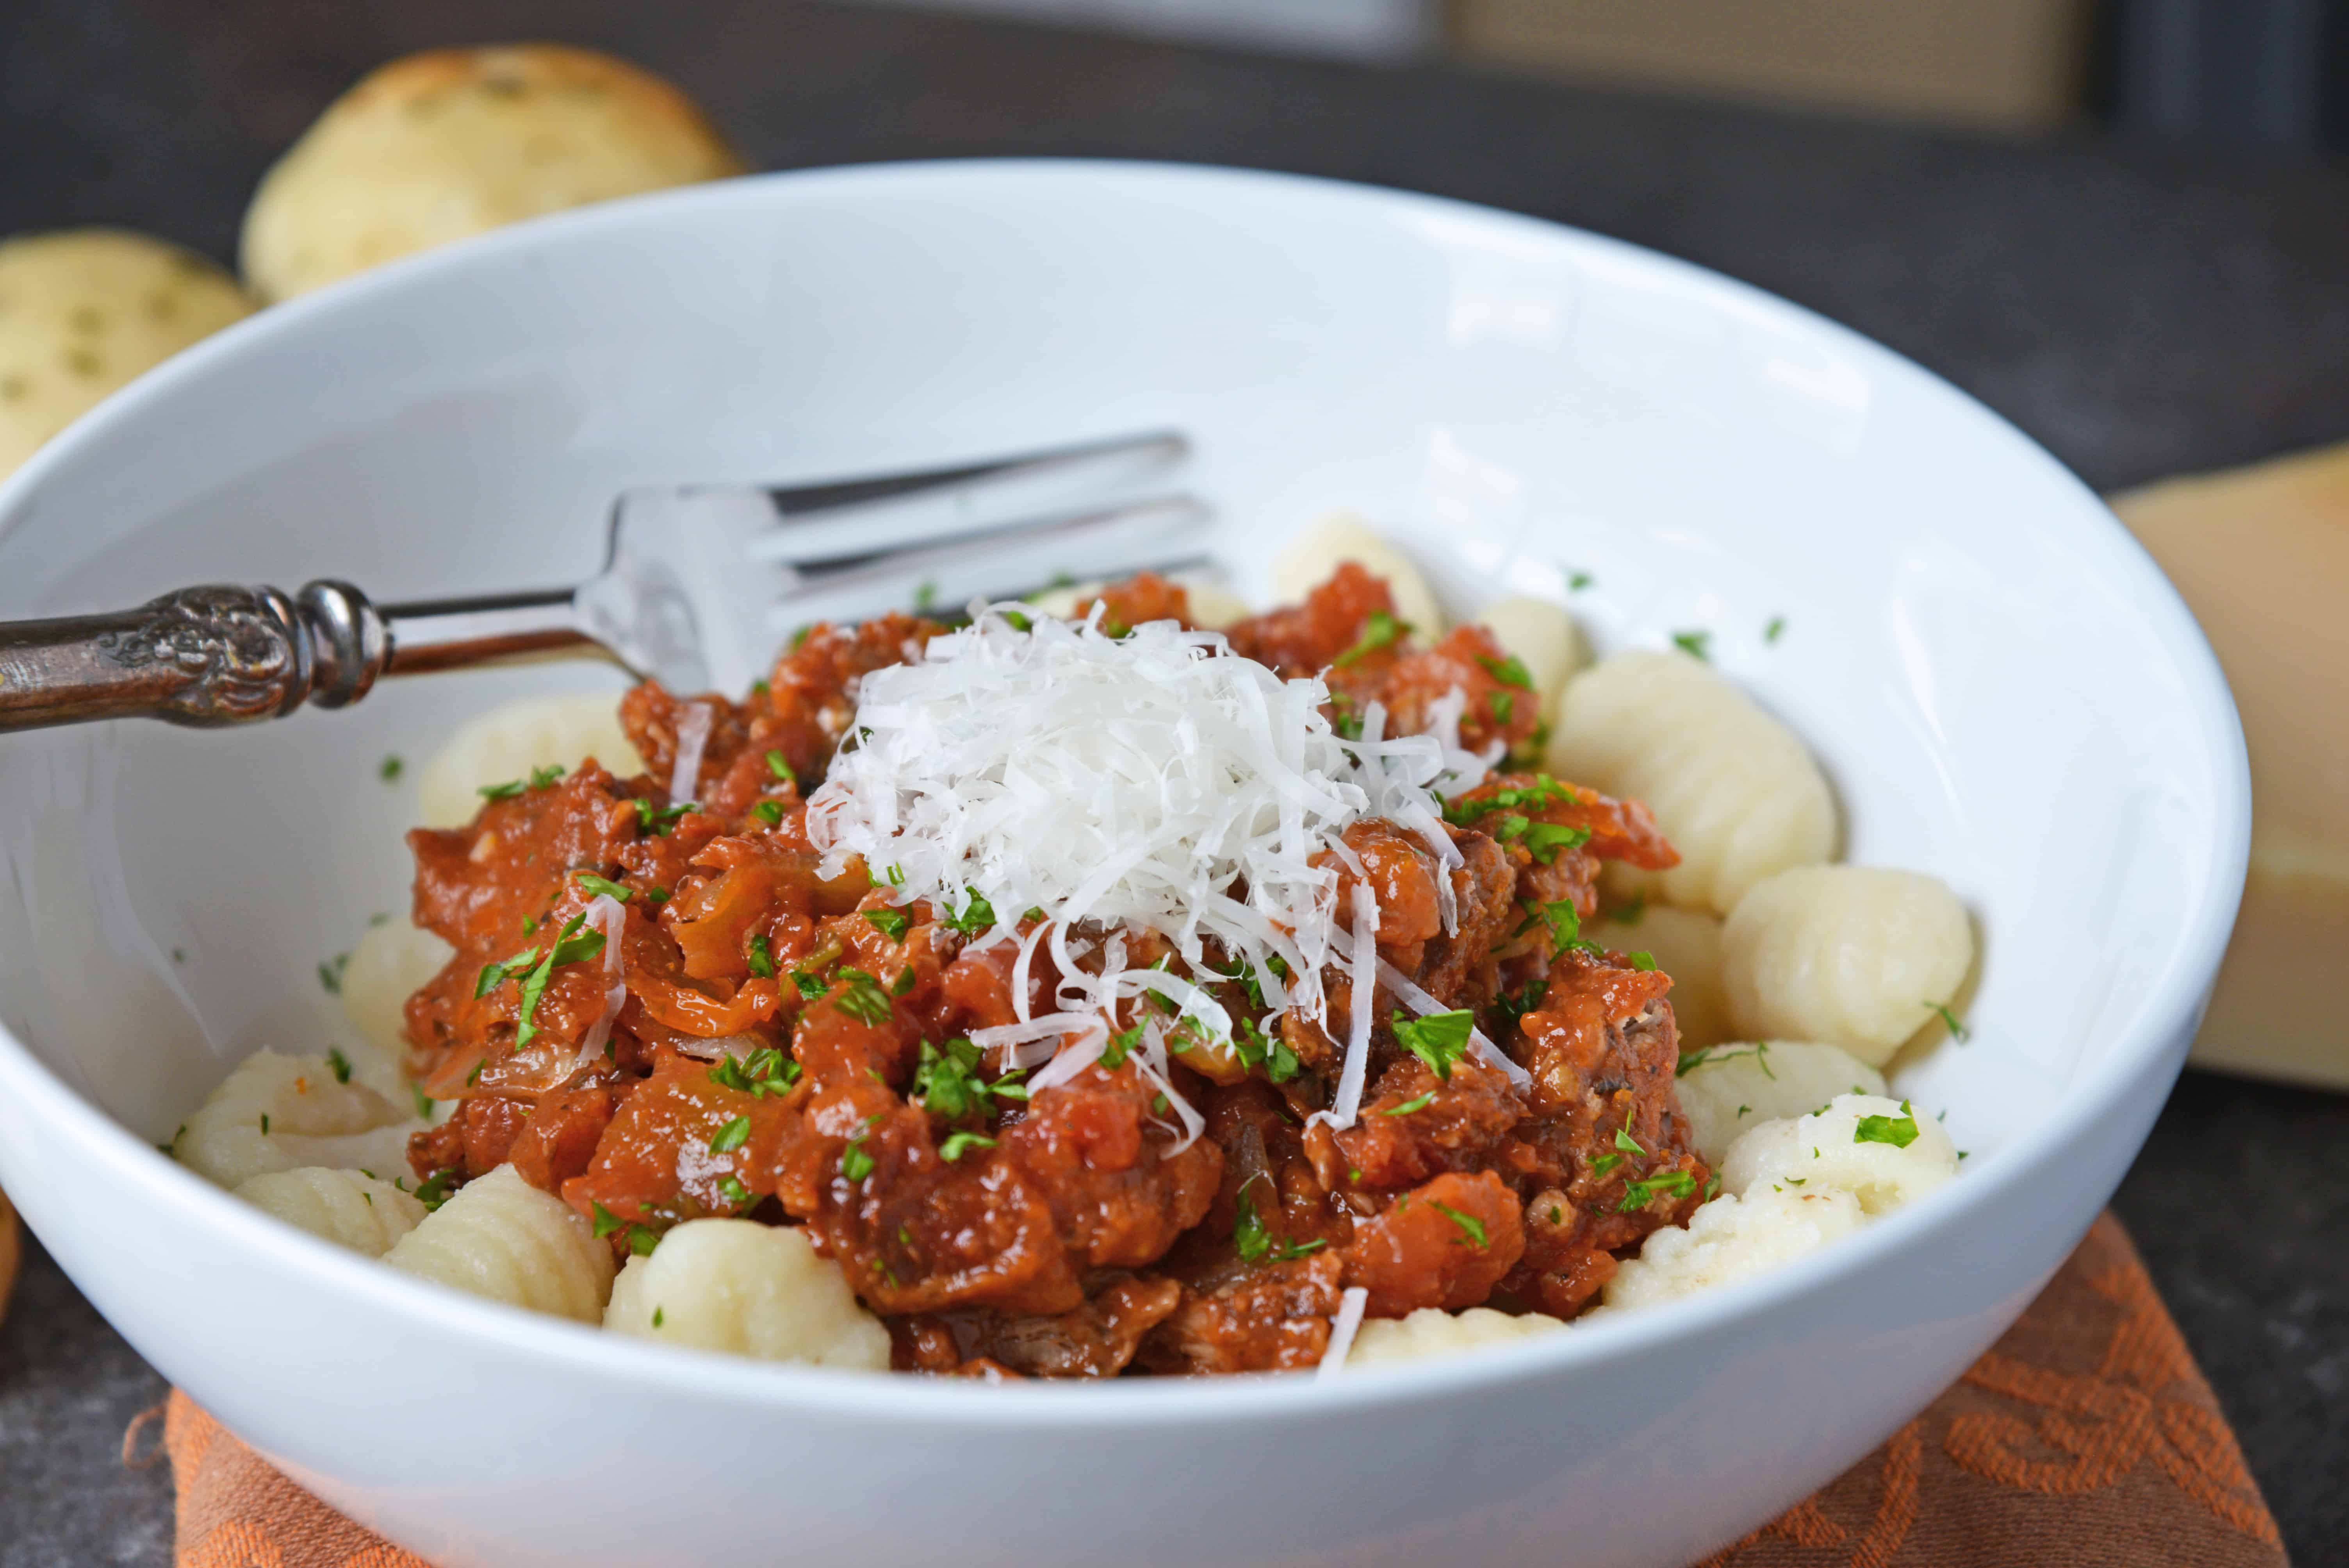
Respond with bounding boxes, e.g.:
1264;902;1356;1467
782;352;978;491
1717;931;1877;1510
0;431;1207;733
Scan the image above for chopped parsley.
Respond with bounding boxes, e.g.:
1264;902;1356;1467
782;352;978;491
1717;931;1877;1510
1233;1183;1327;1264
477;779;526;801
1611;893;1646;927
1381;1091;1437;1117
708;1046;799;1099
765;749;795;786
325;1046;352;1085
1231;1014;1299;1083
1764;615;1786;644
630;798;697;836
1522;821;1592;864
571;871;631;902
839;1137;876;1183
1928;1002;1970;1041
716;1174;753;1210
943;892;996;935
913;579;937;612
1853;1102;1922;1149
791;969;829;1001
590;1201;659;1255
529;764;566;789
1490;690;1514;725
1677;1042;1773;1080
1429;1201;1488;1248
1392;1009;1475;1081
750;799;784;826
1000;609;1034;633
1568;571;1593;590
1616;1169;1698;1212
1332;610;1408;666
709;1115;752;1155
317;953;349;994
1477;654;1532;689
1613;1126;1647;1156
1100;1023;1143;1070
864;909;910;941
1444;775;1568;827
1670;629;1711;661
939;1130;996;1162
1511;898;1594;958
378;754;404;782
745;934;776;978
410;1085;436;1120
409;1167;459;1211
1626;950;1657;972
832;968;895;1026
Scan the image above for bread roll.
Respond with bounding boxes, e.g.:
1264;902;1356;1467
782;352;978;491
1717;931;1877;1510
241;45;744;302
0;230;251;479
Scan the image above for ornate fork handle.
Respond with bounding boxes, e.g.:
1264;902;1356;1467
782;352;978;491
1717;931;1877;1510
0;581;591;733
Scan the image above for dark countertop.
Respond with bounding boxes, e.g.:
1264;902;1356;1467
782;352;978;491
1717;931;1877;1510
2;3;2345;1563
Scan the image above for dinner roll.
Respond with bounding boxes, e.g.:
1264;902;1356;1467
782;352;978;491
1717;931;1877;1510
1547;651;1836;915
1721;866;1974;1065
241;45;744;302
1272;514;1445;639
603;1219;891;1369
416;691;645;828
1672;1041;1887;1166
0;230;251;479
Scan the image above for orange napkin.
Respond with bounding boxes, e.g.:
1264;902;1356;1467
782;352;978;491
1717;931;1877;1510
157;1214;2279;1568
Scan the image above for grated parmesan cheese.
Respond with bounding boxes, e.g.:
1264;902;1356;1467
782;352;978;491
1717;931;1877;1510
670;701;712;804
807;602;1494;1129
1317;1286;1369;1379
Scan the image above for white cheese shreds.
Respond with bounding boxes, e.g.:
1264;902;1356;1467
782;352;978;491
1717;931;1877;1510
1322;883;1379;1126
1378;957;1530;1089
1317;1286;1370;1380
570;894;631;1074
670;701;712;804
807;603;1484;1116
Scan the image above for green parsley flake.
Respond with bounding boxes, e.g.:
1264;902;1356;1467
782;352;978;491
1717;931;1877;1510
839;1139;875;1183
1333;610;1408;666
939;1130;996;1162
317;953;349;994
1853;1102;1922;1149
572;871;631;902
751;800;784;826
529;764;566;789
709;1115;752;1155
1569;571;1593;591
717;1174;753;1209
1670;630;1711;661
745;934;776;978
1765;615;1786;644
1616;1169;1698;1213
865;909;910;941
1381;1090;1437;1117
378;754;404;782
477;779;526;801
1233;1184;1327;1264
1928;1002;1970;1041
791;969;828;1000
944;892;996;935
1392;1009;1475;1081
1627;950;1658;971
708;1047;799;1099
1477;654;1533;689
833;969;895;1026
1613;1126;1647;1156
1429;1201;1488;1248
765;749;795;785
325;1046;352;1085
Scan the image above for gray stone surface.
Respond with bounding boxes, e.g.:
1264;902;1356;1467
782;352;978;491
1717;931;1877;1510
0;2;2345;1563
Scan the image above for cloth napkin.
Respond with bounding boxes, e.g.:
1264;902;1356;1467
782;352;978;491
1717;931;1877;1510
152;1213;2281;1568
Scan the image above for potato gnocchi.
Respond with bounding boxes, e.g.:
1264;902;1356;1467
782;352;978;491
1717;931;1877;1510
233;1167;428;1256
384;1166;614;1323
1721;866;1974;1065
603;1219;890;1369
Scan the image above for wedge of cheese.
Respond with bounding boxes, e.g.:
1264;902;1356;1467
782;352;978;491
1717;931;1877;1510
2111;445;2349;1090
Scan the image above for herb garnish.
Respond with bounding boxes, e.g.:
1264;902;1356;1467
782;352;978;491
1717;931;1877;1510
1853;1101;1922;1149
943;892;996;935
865;909;910;941
709;1115;752;1155
833;969;895;1025
1927;1002;1969;1041
939;1130;996;1162
1429;1201;1488;1248
591;1201;659;1255
1233;1183;1327;1264
745;934;776;977
1392;1009;1474;1081
1670;629;1711;661
708;1046;799;1099
1381;1091;1437;1117
572;871;631;902
1333;610;1408;666
325;1046;352;1084
1616;1169;1698;1212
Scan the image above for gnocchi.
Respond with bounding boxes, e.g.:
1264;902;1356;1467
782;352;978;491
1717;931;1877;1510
384;1165;615;1322
1271;513;1446;640
1720;1093;1960;1217
415;691;645;828
1721;866;1974;1066
603;1219;890;1369
1589;903;1728;1049
232;1167;428;1256
339;916;454;1092
1673;1041;1887;1165
1344;1305;1567;1370
1547;650;1836;915
174;1050;418;1190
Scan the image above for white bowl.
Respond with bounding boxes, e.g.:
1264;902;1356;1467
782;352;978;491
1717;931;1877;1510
0;162;2247;1568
